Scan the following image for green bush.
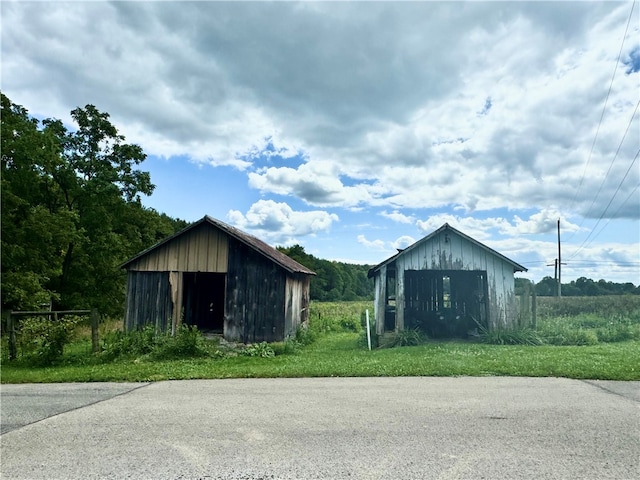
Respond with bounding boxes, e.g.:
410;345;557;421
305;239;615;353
18;316;80;366
151;325;209;360
101;324;209;361
101;325;157;360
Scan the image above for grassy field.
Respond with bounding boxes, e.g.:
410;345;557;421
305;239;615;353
2;297;639;383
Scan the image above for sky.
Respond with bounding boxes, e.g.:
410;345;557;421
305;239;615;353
2;1;639;285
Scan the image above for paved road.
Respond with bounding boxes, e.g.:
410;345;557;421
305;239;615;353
1;377;638;479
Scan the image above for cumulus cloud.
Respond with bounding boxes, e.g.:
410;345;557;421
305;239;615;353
392;236;416;251
415;210;582;239
3;1;638;281
227;200;338;245
248;164;376;208
380;210;415;224
357;235;387;251
4;1;636;218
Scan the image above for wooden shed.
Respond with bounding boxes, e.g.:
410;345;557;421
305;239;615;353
121;215;315;343
368;223;527;338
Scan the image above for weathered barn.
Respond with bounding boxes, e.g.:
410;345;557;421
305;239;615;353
121;216;315;343
368;223;527;337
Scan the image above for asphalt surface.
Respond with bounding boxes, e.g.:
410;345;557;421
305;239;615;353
1;377;639;480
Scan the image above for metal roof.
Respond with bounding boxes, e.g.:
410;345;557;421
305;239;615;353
120;215;316;276
368;223;527;277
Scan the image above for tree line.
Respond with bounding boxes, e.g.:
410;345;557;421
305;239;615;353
516;277;639;297
277;245;373;301
2;93;636;318
526;276;639;297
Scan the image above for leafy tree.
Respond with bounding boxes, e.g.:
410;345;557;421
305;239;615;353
535;276;557;297
1;93;183;316
1;94;73;309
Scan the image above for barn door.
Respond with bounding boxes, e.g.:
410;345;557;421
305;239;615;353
182;272;226;333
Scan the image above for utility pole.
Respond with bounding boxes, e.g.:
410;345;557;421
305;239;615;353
557;219;562;298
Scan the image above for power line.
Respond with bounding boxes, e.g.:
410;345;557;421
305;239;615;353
569;0;636;212
521;260;640;266
569;150;640;260
565;97;640;243
574;182;640;255
581;99;639;221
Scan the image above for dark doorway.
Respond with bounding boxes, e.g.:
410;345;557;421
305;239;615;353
404;270;488;338
182;272;225;333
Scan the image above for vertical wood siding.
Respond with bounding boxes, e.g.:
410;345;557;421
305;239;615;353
284;274;311;337
225;239;287;343
168;271;183;334
374;265;387;335
123;221;313;342
127;223;229;272
374;229;518;331
124;271;173;331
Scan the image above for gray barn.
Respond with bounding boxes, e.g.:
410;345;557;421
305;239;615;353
121;216;315;343
368;223;527;337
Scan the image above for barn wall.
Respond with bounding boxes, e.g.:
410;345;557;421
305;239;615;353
124;271;173;331
374;265;387;335
284;274;311;338
396;261;406;331
127;223;229;273
225;239;287;343
383;229;518;331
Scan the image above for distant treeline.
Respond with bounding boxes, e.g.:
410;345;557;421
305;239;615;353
2;93;636;318
277;245;373;302
516;277;639;297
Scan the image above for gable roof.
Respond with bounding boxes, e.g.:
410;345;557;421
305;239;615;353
368;223;527;277
120;215;316;275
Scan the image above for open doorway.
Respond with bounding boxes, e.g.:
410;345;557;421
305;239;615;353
182;272;225;333
404;270;488;338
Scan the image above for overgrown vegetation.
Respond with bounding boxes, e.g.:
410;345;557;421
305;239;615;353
17;315;81;366
479;327;544;346
2;298;640;382
101;324;210;361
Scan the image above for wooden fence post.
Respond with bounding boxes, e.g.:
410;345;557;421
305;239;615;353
531;285;537;329
91;308;100;353
8;312;17;360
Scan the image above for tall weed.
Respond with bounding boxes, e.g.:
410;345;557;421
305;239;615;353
536;296;640;318
309;301;370;334
101;324;209;361
480;327;544;346
378;328;424;348
151;325;209;360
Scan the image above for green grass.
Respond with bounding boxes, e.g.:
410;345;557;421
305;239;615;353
2;333;638;383
3;299;639;383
